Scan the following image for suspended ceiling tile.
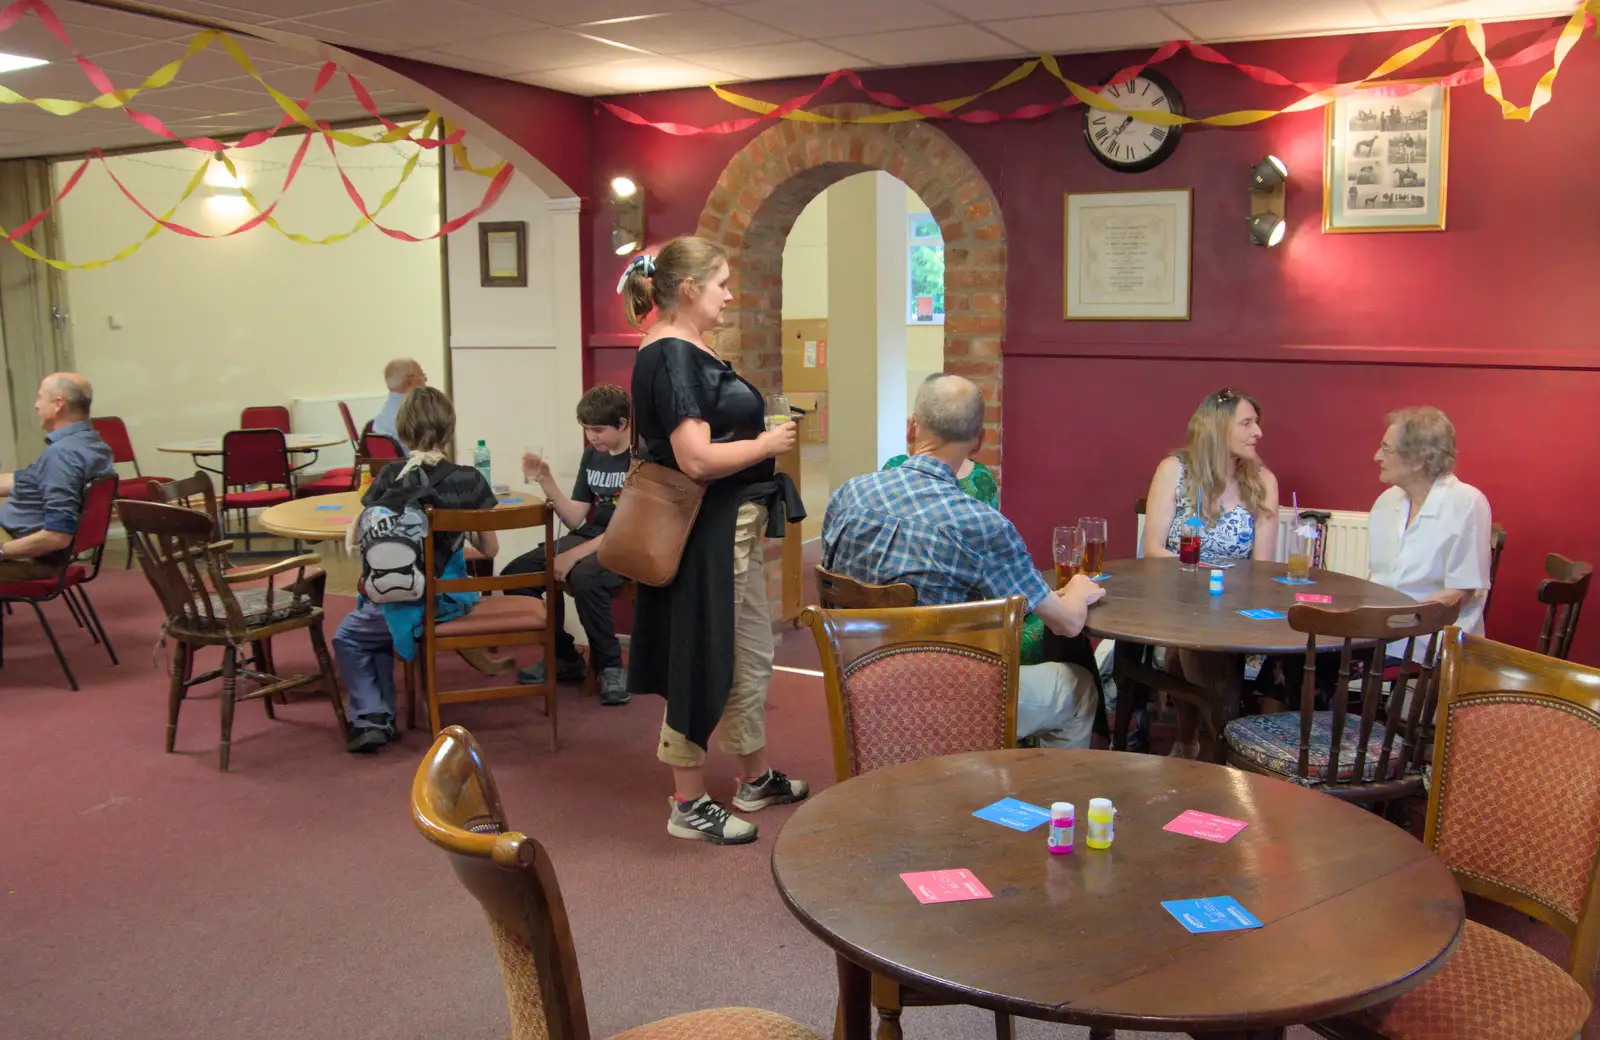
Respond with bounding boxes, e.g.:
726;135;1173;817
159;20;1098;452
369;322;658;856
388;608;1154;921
678;40;872;79
182;0;391;24
1370;0;1579;22
929;0;1142;18
827;24;1022;66
722;0;962;38
89;41;297;82
54;0;195;40
1160;0;1390;40
434;28;650;72
0;18;152;63
286;0;545;49
519;56;742;94
396;47;518;77
983;7;1190;52
577;9;796;55
461;0;700;22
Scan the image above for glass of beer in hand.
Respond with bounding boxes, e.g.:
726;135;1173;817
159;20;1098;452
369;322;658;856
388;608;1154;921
763;394;792;432
1078;517;1107;578
1053;526;1086;589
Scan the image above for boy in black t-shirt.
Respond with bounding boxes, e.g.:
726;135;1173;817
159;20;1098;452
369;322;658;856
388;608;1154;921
506;385;633;704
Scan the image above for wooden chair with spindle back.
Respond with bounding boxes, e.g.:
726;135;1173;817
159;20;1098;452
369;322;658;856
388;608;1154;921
804;596;1026;1040
1310;629;1600;1040
1535;553;1592;660
813;565;916;610
411;725;823;1040
1222;600;1460;808
1481;522;1507;624
118;499;347;771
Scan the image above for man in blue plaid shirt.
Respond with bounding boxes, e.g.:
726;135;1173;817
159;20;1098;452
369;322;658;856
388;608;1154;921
822;374;1106;747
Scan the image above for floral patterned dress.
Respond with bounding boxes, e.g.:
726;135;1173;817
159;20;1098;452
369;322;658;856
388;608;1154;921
882;454;1045;664
1162;457;1256;561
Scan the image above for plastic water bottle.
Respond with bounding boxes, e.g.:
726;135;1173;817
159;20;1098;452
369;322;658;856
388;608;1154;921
473;439;492;485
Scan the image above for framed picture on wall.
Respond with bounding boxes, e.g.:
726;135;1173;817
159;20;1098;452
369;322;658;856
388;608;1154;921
478;221;528;287
1063;188;1192;321
1323;84;1449;233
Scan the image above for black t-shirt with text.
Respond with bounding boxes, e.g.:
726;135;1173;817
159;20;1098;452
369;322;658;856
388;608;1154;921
571;445;631;539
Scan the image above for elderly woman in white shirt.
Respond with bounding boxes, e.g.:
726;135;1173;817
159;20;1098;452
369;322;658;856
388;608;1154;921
1369;406;1492;659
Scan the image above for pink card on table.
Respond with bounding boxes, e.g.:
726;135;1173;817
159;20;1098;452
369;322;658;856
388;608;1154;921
1164;810;1249;843
900;869;993;904
1295;593;1333;604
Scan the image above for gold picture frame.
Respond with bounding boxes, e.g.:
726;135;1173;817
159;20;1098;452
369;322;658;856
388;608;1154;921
1063;188;1192;321
1323;84;1449;233
478;220;528;287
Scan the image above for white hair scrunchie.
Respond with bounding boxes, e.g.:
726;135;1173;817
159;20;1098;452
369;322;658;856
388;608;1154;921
615;254;656;293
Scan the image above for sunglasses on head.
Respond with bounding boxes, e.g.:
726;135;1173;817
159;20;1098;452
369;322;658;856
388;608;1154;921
1214;388;1239;404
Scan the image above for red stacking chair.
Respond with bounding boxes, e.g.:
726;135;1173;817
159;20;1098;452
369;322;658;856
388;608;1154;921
220;429;294;553
338;401;360;449
361;431;404;464
239;406;290;433
92;416;176;568
0;475;120;690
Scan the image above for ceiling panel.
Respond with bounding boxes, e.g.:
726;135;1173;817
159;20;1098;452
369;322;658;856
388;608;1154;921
985;7;1192;53
432;28;648;71
678;40;873;78
827;24;1022;65
466;0;703;22
578;10;797;55
1162;0;1397;40
723;0;962;38
520;55;740;93
935;0;1147;17
288;0;545;48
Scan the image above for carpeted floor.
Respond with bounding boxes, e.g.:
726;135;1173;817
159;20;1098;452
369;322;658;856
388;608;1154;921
0;569;1591;1040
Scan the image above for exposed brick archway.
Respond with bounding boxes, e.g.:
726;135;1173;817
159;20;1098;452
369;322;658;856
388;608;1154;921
694;104;1006;480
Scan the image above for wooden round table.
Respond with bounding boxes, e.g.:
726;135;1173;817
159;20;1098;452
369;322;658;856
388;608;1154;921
774;749;1462;1039
257;489;538;541
1086;558;1416;754
156;434;346;456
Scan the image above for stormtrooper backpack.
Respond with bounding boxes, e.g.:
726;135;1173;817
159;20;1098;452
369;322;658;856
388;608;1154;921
354;466;441;604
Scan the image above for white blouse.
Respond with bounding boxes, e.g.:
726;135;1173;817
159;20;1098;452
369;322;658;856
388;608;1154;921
1368;474;1493;660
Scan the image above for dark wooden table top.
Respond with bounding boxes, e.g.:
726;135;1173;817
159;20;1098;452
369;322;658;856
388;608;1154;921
1083;557;1417;654
773;749;1462;1035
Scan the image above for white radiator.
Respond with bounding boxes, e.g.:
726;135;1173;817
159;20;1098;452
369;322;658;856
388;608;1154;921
290;393;386;475
1137;506;1372;577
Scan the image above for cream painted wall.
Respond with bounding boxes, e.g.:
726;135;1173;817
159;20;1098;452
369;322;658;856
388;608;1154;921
0;321;16;469
54;125;444;476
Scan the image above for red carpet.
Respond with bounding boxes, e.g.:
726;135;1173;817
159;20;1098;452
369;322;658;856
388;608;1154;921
0;570;1590;1039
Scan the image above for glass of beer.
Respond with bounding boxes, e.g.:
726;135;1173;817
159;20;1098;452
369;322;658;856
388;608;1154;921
1287;522;1315;583
1078;517;1107;578
763;393;792;431
1052;525;1085;588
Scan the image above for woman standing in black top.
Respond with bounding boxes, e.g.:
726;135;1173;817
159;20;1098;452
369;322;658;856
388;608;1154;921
620;236;808;846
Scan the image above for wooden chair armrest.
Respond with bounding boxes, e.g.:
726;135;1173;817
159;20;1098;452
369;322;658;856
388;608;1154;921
223;553;321;584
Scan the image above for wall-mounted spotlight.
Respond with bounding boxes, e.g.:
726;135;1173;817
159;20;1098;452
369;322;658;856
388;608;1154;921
1247;154;1287;248
610;175;645;256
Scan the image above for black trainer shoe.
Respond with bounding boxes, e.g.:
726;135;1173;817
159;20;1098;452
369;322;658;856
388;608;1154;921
598;667;630;706
666;794;758;845
346;727;388;754
732;769;810;812
517;658;586;685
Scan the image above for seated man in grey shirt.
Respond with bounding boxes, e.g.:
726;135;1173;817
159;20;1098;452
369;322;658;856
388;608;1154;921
0;373;115;581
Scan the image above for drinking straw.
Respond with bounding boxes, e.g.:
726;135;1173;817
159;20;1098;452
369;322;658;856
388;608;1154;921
1292;490;1299;522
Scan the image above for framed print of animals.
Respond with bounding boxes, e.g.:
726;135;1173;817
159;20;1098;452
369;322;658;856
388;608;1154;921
1083;69;1184;173
1324;84;1449;232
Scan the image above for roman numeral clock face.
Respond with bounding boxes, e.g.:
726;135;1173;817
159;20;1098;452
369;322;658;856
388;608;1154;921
1083;71;1185;173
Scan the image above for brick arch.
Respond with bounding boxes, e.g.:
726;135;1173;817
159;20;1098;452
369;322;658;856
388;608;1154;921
694;104;1006;480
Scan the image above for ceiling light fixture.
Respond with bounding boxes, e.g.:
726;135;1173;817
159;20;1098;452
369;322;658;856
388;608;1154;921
0;52;48;74
1247;155;1288;248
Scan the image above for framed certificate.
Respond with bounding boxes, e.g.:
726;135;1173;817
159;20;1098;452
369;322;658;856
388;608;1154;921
478;220;528;287
1064;189;1192;321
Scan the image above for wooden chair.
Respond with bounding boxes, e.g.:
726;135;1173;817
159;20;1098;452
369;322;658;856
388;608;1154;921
405;501;561;748
1222;601;1459;808
804;596;1026;1040
239;405;290;433
1482;522;1507;624
92;415;175;568
1310;629;1599;1040
814;565;916;610
410;725;822;1040
118;499;347;771
1535;553;1591;660
0;475;120;690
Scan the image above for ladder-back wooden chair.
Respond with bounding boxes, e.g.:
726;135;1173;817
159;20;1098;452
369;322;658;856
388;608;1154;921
1535;553;1592;660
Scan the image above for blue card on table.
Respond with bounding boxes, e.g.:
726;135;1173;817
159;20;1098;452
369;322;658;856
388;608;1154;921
1237;608;1286;620
498;497;524;504
313;505;341;511
972;798;1051;832
1272;576;1314;586
1162;896;1264;934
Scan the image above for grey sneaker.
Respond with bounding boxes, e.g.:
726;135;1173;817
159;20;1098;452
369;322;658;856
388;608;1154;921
667;794;757;845
517;657;586;685
732;769;810;812
598;667;630;706
345;727;388;754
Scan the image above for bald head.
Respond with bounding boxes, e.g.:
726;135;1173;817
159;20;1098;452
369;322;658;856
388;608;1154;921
35;373;92;430
384;358;426;393
914;373;984;445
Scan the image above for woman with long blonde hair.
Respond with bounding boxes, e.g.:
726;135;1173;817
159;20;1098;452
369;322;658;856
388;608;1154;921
1141;389;1280;758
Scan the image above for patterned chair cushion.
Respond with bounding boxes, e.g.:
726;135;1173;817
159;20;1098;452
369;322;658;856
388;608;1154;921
1351;919;1591;1040
841;645;1006;775
1433;698;1600;921
1223;711;1405;786
199;586;311;628
611;1008;822;1040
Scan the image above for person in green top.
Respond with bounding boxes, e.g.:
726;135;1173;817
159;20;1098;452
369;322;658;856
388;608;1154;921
882;453;1044;665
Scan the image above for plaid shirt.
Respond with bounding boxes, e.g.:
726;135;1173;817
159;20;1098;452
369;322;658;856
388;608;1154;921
821;454;1051;611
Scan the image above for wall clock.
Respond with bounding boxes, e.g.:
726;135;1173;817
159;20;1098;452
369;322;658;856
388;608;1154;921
1083;69;1185;173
